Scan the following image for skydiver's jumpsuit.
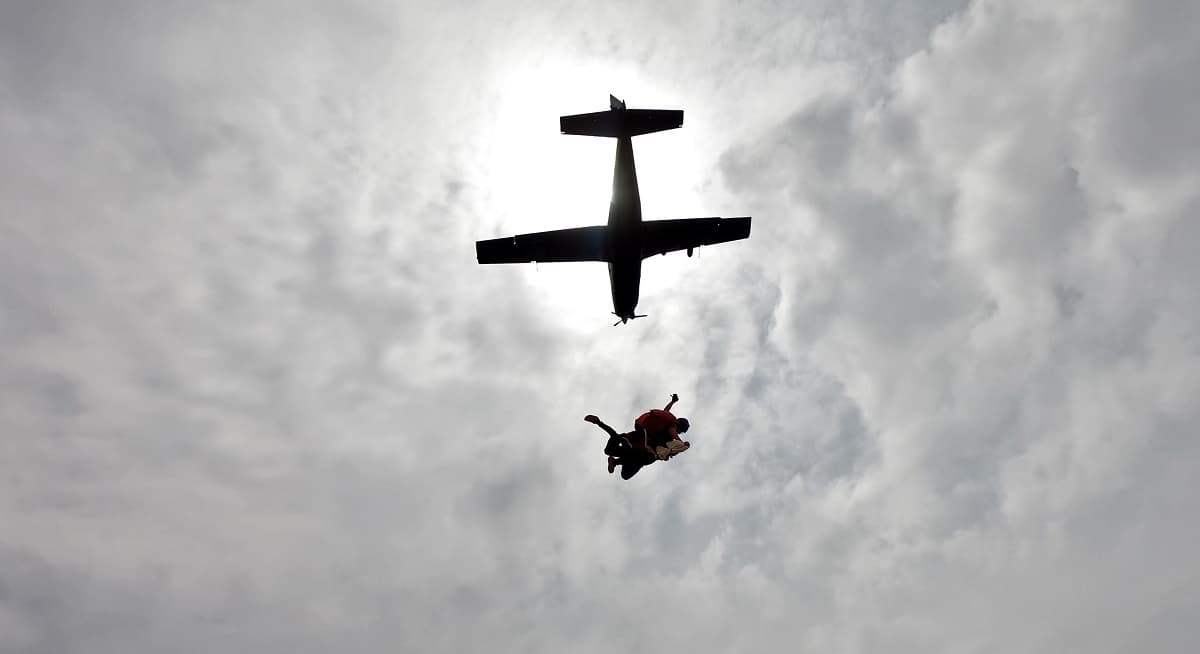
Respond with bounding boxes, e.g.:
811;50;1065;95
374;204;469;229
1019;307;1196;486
595;422;656;480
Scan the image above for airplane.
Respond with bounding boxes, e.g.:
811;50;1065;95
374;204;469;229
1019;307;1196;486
475;94;752;325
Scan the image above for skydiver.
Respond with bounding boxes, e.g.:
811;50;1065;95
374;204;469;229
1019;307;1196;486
583;414;657;480
634;393;691;460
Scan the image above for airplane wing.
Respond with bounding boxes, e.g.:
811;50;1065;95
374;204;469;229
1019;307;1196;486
639;217;752;257
476;225;608;264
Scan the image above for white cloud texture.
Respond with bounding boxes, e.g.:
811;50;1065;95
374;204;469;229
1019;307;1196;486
2;1;1198;652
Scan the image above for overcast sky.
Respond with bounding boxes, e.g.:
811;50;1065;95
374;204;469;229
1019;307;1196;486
2;0;1198;652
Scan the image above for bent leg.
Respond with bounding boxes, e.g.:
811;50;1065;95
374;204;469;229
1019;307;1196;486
619;450;656;480
620;458;645;480
587;415;620;439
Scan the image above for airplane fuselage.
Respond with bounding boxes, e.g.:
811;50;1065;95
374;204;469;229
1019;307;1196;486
607;135;643;321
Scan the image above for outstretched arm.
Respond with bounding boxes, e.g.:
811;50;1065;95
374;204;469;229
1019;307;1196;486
664;393;679;412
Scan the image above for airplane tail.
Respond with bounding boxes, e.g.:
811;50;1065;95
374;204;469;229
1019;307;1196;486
561;95;683;138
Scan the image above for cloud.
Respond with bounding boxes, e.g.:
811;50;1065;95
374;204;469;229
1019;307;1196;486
719;0;1200;650
2;0;1197;652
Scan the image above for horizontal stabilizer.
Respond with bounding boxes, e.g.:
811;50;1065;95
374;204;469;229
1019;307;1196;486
560;108;683;138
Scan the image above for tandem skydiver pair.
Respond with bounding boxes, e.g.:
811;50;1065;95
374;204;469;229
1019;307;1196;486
585;393;691;480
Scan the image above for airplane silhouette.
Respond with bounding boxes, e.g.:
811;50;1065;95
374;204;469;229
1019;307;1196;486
475;95;752;325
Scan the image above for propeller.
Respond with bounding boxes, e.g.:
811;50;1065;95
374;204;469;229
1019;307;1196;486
611;312;648;326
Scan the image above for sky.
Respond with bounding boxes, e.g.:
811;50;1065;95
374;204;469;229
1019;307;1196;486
2;0;1198;652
